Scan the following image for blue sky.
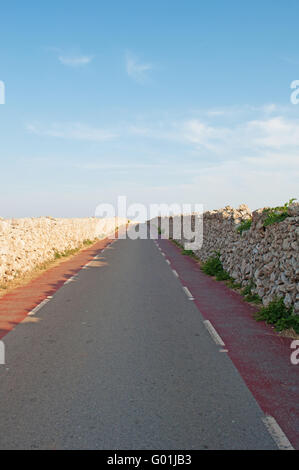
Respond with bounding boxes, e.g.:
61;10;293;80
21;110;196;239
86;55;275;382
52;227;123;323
0;0;298;217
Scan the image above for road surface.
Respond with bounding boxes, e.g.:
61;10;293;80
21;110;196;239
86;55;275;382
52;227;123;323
0;237;278;449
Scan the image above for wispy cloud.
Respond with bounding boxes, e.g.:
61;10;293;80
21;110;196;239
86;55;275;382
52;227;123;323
26;122;116;142
58;55;94;67
182;116;299;154
24;104;298;211
125;51;153;83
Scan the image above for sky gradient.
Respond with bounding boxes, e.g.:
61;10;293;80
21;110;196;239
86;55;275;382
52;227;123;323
0;0;298;217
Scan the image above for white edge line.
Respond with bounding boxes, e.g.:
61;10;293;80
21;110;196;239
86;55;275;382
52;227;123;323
82;261;92;269
203;320;225;346
183;286;194;300
172;269;179;278
262;415;294;450
82;251;104;268
28;297;52;316
64;275;77;285
166;259;171;265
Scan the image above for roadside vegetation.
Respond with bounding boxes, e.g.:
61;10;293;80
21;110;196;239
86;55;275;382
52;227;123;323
171;239;183;248
263;198;296;227
255;297;299;334
235;198;296;234
201;251;231;281
170;238;298;338
236;219;252;235
240;280;261;304
181;248;199;260
170;239;199;260
53;239;95;260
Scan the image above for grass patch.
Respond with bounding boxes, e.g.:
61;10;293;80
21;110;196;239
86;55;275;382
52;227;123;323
171;239;199;261
171;239;183;248
263;198;296;227
181;249;193;256
240;280;262;304
54;248;79;259
237;219;252;235
201;252;231;281
255;297;299;333
215;270;231;281
54;238;98;260
181;249;199;260
83;239;95;246
226;278;242;289
244;293;261;304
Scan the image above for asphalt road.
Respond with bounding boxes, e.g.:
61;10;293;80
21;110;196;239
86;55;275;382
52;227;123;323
0;237;277;449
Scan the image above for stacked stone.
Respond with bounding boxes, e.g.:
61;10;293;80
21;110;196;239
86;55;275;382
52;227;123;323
0;217;127;283
175;203;299;314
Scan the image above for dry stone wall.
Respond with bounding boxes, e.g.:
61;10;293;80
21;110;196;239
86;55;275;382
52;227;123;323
158;203;299;314
0;217;128;283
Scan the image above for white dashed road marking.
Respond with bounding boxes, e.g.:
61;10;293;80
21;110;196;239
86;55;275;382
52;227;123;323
203;320;225;347
28;297;52;316
64;275;77;285
262;415;294;450
182;286;194;300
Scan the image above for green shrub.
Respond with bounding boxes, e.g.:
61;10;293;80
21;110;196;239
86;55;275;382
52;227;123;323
181;249;199;260
201;252;222;275
241;280;261;304
244;293;261;304
54;247;79;260
182;249;193;255
215;270;231;281
172;239;183;248
255;297;299;333
237;219;252;235
241;280;254;296
263;198;296;227
83;239;94;246
201;252;231;280
226;278;242;289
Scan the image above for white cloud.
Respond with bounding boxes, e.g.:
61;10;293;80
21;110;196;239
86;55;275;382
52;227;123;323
180;116;299;156
246;117;299;148
176;158;298;211
182;119;232;152
58;55;94;67
125;52;153;83
27;110;299;159
25;105;299;211
26;122;116;142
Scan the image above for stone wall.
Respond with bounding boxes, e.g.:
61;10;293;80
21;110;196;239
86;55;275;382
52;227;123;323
0;217;128;283
156;203;299;314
